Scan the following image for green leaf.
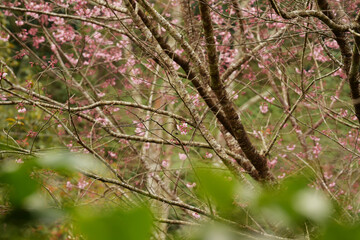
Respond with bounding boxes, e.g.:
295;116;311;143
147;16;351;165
74;206;153;240
196;167;237;214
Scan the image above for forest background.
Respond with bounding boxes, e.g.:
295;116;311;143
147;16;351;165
1;0;360;239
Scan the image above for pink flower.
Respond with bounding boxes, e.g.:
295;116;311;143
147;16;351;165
259;103;268;114
0;32;9;42
186;182;196;188
231;91;238;100
0;72;7;79
97;92;105;98
264;96;275;103
108;151;117;159
177;122;191;135
268;157;277;168
77;180;89;189
18;108;27;113
286;144;296;151
192;212;200;219
15;159;24;164
66;181;73;190
161;160;169;168
313;142;322;158
277;173;286;179
179;153;187;160
205;152;213;159
144;142;150;149
310;135;320;142
15;20;24;26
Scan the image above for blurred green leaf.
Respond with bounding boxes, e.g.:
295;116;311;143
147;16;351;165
0;160;39;207
74;206;153;240
37;151;107;175
321;221;360;240
196;167;237;214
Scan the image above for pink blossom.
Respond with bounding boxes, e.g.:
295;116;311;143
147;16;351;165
186;182;196;188
177;122;191;135
28;28;38;36
277;173;286;179
205;152;213;159
259;103;269;114
144;142;150;149
18;108;27;113
339;108;348;118
97;92;105;98
15;20;24;26
77;180;89;189
0;94;7;101
179;153;187;161
268;157;277;168
231;91;239;100
192;212;200;219
325;40;339;49
310;135;320;142
32;36;45;49
108;151;117;159
66;181;73;190
0;72;8;79
295;128;302;134
328;182;336;188
0;32;9;42
286;144;296;151
264;96;275;103
161;160;169;168
95;117;110;126
15;159;24;164
313;142;322;158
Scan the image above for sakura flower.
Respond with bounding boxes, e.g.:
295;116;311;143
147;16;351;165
0;94;7;101
0;32;9;42
179;153;187;161
77;180;89;189
66;181;73;190
264;96;275;103
231;90;238;100
186;182;196;188
144;142;150;149
205;152;213;159
95;117;110;126
97;92;105;98
295;128;302;134
108;151;117;159
18;108;27;113
161;160;169;168
192;212;200;219
15;159;24;164
268;157;277;168
277;173;286;179
310;135;320;142
0;72;8;79
286;144;296;151
177;122;191;135
15;20;24;26
135;127;145;136
339;108;348;118
313;142;322;158
259;103;269;114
